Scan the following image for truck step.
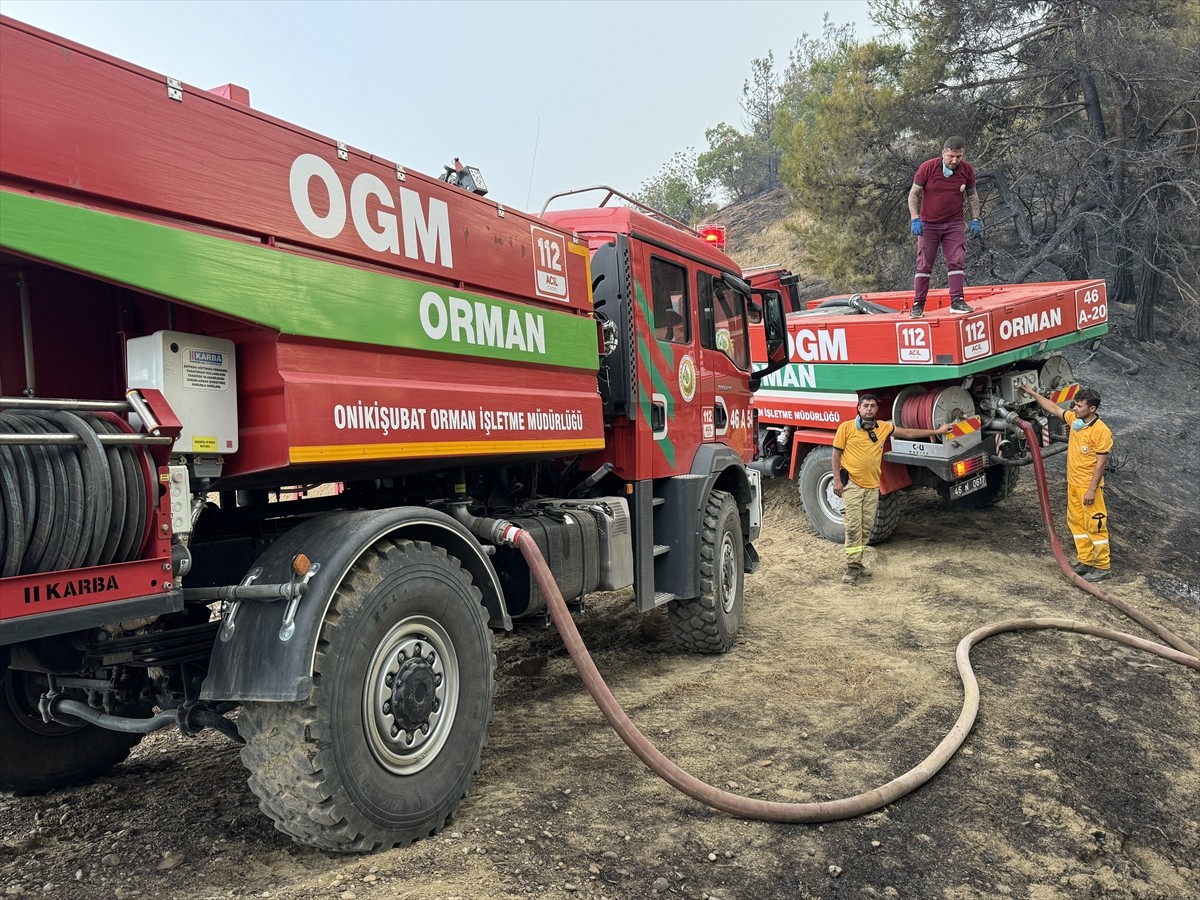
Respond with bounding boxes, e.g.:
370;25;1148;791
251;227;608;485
652;544;670;557
652;591;676;607
652;496;666;507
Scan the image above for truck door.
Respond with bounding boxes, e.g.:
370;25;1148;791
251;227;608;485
697;271;755;461
644;253;705;477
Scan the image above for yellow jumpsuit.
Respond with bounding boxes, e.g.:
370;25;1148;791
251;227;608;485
1064;411;1113;571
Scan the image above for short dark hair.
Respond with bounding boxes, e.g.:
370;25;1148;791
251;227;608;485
858;393;880;406
1078;386;1102;409
943;136;966;151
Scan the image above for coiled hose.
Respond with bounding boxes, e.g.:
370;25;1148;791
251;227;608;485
0;410;151;577
500;436;1199;823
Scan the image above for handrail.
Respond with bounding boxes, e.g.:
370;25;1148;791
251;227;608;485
539;185;698;237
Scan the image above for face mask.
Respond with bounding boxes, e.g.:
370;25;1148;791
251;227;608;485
857;415;879;441
1072;418;1087;431
942;162;954;177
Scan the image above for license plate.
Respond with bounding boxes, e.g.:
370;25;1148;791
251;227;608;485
950;472;988;500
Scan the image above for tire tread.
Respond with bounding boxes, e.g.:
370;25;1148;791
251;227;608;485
238;538;494;853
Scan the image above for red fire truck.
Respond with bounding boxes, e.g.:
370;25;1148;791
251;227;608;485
746;265;1107;543
0;17;786;851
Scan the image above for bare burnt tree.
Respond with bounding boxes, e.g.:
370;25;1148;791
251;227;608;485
873;0;1200;338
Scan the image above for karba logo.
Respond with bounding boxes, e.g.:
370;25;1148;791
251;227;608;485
289;154;453;268
24;575;120;604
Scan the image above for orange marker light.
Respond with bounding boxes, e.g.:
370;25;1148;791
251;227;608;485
698;224;726;251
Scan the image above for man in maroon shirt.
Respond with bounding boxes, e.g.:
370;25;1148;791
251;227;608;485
907;136;982;317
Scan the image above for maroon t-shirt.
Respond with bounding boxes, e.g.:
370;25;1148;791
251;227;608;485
913;157;975;223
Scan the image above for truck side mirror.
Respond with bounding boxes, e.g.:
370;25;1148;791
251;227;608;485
749;291;788;392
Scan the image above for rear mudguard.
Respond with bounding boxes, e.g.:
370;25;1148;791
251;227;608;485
200;508;509;702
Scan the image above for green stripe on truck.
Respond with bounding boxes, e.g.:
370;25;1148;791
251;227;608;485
0;191;599;371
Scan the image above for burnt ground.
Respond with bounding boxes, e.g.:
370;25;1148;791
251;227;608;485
1;306;1197;900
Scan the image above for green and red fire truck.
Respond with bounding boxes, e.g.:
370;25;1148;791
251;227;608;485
744;263;1107;543
0;17;786;852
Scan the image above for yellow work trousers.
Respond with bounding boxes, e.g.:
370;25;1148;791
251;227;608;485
1067;484;1110;570
843;481;878;568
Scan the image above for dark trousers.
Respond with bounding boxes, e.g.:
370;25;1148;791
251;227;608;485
913;220;966;303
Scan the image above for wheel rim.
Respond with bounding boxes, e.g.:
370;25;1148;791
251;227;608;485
363;615;459;775
816;471;846;524
719;527;739;614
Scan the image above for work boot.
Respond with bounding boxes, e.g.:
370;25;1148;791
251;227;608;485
950;298;973;314
1082;567;1110;583
1071;561;1090;575
841;567;859;584
909;301;925;319
857;566;873;578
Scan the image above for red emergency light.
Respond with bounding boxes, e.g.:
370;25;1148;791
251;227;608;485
698;224;726;251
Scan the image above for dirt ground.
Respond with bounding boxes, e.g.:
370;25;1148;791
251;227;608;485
1;307;1197;900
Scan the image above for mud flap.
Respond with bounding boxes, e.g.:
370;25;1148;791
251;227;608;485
200;508;508;702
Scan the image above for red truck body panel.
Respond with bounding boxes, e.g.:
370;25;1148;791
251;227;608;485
0;15;613;489
0;17;593;316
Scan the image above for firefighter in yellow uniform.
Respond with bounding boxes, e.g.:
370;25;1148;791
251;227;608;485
1020;384;1113;581
832;394;952;584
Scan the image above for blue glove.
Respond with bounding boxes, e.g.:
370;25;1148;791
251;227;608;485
969;218;982;236
910;219;923;236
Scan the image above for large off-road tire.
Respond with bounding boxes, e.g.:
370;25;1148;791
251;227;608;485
870;490;903;542
797;446;901;544
950;465;1020;509
237;539;494;853
668;490;743;653
798;446;845;542
0;668;142;794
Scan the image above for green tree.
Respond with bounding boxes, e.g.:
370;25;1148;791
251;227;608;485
696;53;791;203
696;123;773;202
634;149;716;226
773;31;913;289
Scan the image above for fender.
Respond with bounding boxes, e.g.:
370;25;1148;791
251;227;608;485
690;444;756;527
652;445;756;605
200;507;509;703
787;428;836;480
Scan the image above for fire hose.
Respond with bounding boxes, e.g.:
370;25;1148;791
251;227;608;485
473;431;1199;824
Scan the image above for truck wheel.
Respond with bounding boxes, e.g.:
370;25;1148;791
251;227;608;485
951;466;1020;509
0;668;141;794
668;490;743;653
797;446;901;544
797;446;845;542
237;539;494;853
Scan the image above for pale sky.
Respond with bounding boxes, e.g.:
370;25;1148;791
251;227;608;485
2;0;875;211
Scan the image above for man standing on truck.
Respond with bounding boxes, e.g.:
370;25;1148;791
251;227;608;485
1019;384;1113;582
908;136;982;318
833;394;953;584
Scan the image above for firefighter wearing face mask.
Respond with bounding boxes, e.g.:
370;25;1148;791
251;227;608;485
1020;383;1114;581
832;394;953;584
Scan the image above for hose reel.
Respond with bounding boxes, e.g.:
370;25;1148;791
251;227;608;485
0;408;155;578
